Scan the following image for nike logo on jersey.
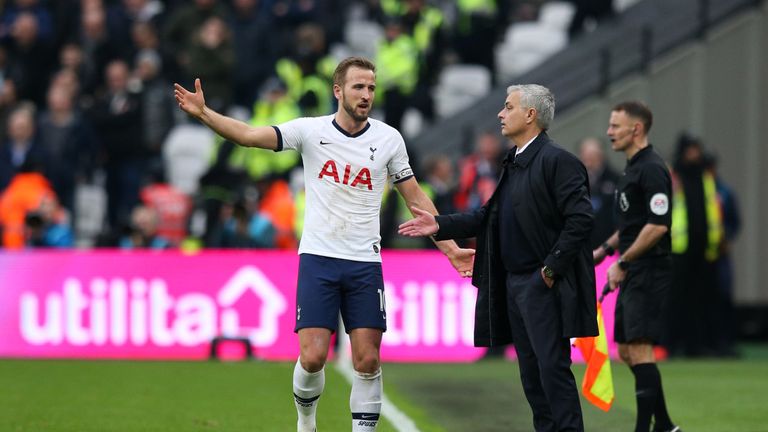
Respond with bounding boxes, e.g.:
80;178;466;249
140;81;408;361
319;140;334;145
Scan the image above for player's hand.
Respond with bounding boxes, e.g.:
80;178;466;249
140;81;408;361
447;248;475;278
606;261;626;291
174;78;205;118
398;206;438;237
592;247;606;265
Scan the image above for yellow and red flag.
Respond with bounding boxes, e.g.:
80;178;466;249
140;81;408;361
574;303;614;411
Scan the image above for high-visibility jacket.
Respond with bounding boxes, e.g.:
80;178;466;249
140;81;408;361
300;74;332;117
671;171;724;261
376;34;419;96
0;173;56;249
456;0;497;33
412;6;444;54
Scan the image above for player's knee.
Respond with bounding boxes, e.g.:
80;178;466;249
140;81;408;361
618;345;631;364
300;352;328;372
353;352;380;373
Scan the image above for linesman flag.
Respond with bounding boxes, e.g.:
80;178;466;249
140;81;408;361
574;302;614;411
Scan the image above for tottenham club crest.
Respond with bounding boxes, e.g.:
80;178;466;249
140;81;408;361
369;146;377;161
619;192;630;212
650;193;669;215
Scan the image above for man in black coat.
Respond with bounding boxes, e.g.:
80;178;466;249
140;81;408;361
400;84;597;431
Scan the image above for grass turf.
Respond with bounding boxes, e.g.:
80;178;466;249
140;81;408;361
383;352;768;432
2;348;767;431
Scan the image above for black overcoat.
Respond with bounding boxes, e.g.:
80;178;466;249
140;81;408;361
435;132;598;346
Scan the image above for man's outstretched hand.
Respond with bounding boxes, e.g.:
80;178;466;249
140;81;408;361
398;206;439;237
174;78;205;118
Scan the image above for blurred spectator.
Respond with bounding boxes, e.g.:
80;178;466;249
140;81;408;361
452;0;499;82
37;83;97;215
578;136;618;249
1;0;54;42
422;153;456;216
209;199;276;249
119;204;170;249
665;133;724;357
180;15;234;113
0;158;55;249
229;0;275;108
0;104;46;192
106;0;165;53
400;0;446;122
139;165;192;246
56;43;87;96
1;11;55;106
24;194;74;248
567;0;615;39
257;178;297;249
87;59;145;232
376;15;418;132
162;0;231;79
78;3;129;96
133;48;176;162
0;75;20;143
454;130;503;212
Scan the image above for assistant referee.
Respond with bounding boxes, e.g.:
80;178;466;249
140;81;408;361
593;101;682;432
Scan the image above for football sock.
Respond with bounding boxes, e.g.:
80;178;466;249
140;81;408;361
632;363;660;432
293;360;324;432
652;366;674;431
350;368;382;432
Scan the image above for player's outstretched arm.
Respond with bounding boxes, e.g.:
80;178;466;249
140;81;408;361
174;78;278;150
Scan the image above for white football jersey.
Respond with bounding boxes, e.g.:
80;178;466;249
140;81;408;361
275;115;413;262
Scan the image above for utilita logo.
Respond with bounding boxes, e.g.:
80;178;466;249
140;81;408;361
18;266;287;348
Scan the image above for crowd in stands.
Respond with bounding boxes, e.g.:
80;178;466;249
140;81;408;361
2;0;598;252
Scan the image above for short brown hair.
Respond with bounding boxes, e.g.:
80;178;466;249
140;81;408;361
332;57;376;87
612;101;653;134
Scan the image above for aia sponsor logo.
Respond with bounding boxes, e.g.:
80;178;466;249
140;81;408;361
318;160;372;190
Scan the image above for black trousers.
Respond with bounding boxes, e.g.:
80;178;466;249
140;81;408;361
506;271;584;432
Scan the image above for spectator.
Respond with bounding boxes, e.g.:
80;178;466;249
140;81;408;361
78;3;129;97
579;136;619;249
229;0;275;107
665;133;724;357
87;59;145;232
180;15;234;113
0;159;56;249
454;130;504;213
0;75;20;142
567;0;615;39
37;83;97;215
24;194;74;248
133;48;176;162
119;204;170;249
139;165;192;247
209;198;276;249
2;11;55;106
0;104;46;192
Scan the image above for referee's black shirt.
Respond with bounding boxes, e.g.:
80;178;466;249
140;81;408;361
615;145;672;256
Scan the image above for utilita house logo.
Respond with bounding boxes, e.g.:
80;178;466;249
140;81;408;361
18;266;288;348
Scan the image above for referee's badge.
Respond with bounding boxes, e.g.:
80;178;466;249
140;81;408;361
619;192;629;212
650;193;669;215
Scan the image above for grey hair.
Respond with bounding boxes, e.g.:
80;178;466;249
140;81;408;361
506;84;555;130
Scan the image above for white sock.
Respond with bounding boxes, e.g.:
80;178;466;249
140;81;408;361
350;368;382;432
293;360;324;432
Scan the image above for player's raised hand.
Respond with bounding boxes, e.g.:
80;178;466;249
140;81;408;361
174;78;205;118
448;247;476;278
398;206;438;237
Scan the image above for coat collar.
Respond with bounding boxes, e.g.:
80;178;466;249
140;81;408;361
503;131;548;168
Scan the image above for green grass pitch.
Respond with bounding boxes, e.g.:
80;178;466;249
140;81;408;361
2;348;767;431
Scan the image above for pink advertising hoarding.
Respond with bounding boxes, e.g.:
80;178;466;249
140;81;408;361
0;251;616;362
0;250;487;362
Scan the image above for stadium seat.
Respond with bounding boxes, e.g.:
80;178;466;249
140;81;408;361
344;20;384;59
495;22;567;82
162;124;215;195
434;64;492;118
539;1;576;30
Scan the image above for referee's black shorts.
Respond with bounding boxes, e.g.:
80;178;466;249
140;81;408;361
614;255;672;344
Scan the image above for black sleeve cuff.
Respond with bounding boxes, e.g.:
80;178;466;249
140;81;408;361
271;126;283;152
